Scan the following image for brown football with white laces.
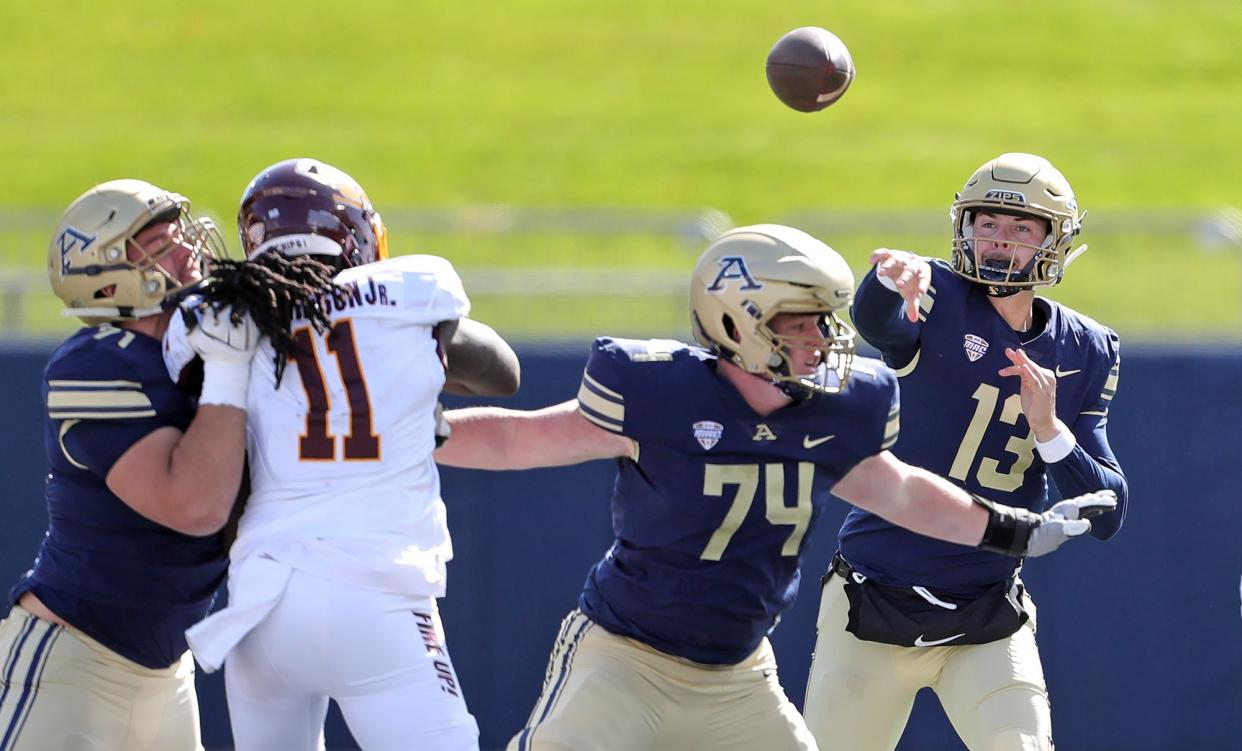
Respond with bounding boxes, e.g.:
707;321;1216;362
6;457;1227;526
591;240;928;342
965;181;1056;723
765;26;855;112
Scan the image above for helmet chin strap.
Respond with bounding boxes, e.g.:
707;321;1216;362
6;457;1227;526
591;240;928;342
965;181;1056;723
982;283;1027;299
766;349;822;401
776;380;815;400
963;236;1043;296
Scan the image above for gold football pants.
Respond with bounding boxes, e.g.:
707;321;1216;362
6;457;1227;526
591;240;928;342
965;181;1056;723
804;574;1051;751
0;604;201;751
509;609;816;751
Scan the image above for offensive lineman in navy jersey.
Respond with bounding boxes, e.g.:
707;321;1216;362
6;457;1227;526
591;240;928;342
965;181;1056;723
435;224;1115;751
804;154;1129;751
0;180;260;750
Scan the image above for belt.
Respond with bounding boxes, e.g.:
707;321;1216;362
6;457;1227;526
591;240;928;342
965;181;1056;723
824;551;856;585
824;551;1021;598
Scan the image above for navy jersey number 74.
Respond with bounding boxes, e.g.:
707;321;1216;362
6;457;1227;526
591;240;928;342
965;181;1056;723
573;336;898;665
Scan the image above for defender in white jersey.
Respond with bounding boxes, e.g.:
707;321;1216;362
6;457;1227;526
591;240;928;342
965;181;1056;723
236;253;471;594
182;158;520;751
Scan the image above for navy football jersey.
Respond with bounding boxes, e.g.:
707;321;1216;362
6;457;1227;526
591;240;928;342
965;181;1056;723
575;337;898;665
840;260;1124;594
9;324;228;669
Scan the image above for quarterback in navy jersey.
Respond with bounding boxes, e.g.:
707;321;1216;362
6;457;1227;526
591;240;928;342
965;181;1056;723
804;154;1129;751
838;258;1122;591
436;223;1114;751
0;180;259;751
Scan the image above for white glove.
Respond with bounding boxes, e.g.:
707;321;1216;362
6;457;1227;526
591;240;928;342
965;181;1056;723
434;402;452;447
1043;492;1117;522
162;308;197;386
1023;490;1118;557
180;299;260;409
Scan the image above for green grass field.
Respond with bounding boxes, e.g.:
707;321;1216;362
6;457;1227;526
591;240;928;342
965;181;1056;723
2;0;1240;340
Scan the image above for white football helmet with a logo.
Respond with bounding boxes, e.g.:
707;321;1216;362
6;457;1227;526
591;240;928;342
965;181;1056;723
48;179;226;325
950;152;1086;295
690;224;856;395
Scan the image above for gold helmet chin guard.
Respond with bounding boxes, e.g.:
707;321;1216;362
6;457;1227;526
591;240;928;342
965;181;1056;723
689;223;857;395
949;152;1087;294
48;179;226;325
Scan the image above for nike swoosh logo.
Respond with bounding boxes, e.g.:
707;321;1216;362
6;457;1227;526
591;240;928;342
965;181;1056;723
913;633;965;647
803;434;835;449
1054;366;1082;377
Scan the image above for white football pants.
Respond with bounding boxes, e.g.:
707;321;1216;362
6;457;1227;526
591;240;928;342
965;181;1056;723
223;570;478;751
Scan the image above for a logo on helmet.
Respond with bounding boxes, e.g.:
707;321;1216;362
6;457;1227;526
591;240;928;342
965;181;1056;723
984;190;1026;203
56;226;96;276
706;256;763;292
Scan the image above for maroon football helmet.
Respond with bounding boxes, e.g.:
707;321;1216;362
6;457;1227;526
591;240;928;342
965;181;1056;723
237;158;388;269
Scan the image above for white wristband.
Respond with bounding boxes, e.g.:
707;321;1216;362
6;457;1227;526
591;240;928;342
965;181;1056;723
198;359;252;409
876;272;899;292
1035;427;1076;463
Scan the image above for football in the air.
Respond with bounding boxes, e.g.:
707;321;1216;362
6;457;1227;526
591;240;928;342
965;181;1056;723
765;26;855;112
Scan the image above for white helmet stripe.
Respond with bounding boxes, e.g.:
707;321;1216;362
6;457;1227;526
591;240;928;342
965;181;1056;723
249;233;343;260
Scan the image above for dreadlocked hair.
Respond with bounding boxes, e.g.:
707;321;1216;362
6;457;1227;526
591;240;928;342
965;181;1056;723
190;254;338;386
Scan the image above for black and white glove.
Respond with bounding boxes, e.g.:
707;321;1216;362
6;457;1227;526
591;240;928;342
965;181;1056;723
179;298;260;409
976;490;1118;558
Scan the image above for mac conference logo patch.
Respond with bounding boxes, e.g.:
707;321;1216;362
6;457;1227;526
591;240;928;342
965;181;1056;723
963;334;989;362
693;421;723;450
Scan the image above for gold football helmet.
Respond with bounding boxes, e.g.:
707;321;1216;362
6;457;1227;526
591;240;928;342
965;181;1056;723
48;179;226;325
950;152;1086;294
690;224;856;395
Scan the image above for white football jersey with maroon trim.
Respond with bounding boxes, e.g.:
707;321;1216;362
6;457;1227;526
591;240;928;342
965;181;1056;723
237;254;469;596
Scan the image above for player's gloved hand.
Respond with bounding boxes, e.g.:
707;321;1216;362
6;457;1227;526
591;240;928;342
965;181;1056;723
975;490;1117;558
179;297;261;409
1024;491;1118;556
1043;492;1118;522
434;402;452;447
162;306;198;386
